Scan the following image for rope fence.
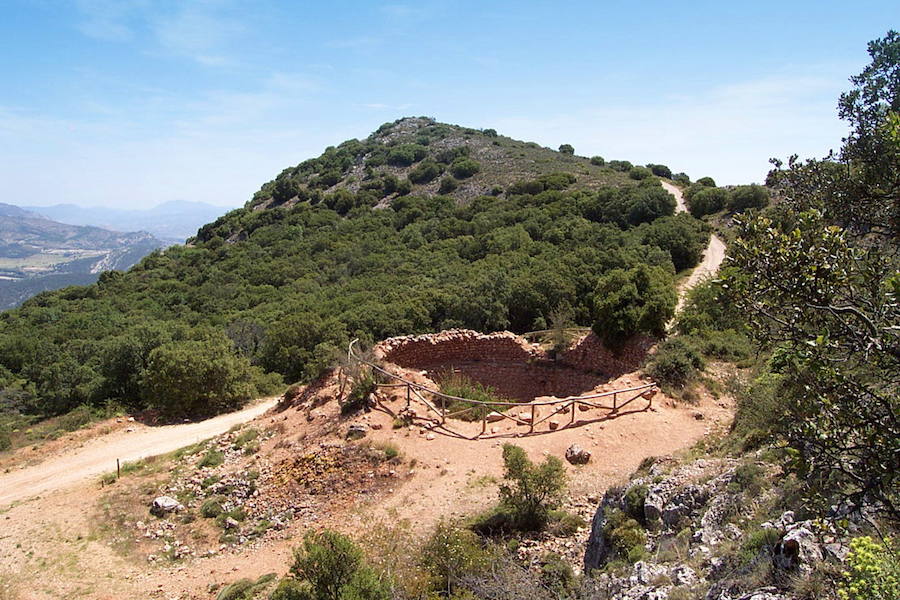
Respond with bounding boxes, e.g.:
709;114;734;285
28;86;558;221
346;338;658;440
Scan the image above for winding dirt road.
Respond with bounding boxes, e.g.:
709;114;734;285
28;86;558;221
0;398;277;507
660;180;726;312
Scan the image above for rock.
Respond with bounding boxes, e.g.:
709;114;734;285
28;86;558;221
425;433;436;441
565;444;591;465
223;517;240;530
584;506;610;572
548;420;560;431
692;411;704;420
149;496;183;517
485;411;505;423
370;422;383;430
346;424;368;440
629;561;667;585
490;427;499;434
773;525;822;572
671;564;697;586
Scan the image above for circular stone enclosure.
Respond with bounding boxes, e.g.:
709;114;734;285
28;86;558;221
374;330;609;403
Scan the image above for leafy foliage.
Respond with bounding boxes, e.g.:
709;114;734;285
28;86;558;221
726;31;900;520
838;536;899;600
288;530;390;600
497;444;567;531
592;265;676;349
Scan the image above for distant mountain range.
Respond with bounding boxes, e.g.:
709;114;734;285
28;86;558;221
23;200;232;243
0;204;167;309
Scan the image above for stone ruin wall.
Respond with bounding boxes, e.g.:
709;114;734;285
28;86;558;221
372;329;654;402
557;332;656;378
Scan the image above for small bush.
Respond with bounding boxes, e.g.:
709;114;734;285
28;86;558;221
497;444;566;531
624;484;649;523
648;164;673;178
438;176;458;194
728;462;766;496
838;536;899;600
608;160;633;172
216;573;278;600
200;496;226;519
436;372;508;421
696;176;716;187
629;166;652;180
558;144;575;155
199;448;225;468
342;373;375;415
673;172;691;185
603;508;647;563
290;529;390;600
547;510;587;536
590;156;605;166
408;160;443;184
421;522;490;594
374;441;400;461
233;427;259;450
449;158;481;179
387;144;427;167
270;578;311;600
647;337;705;390
728;184;770;212
540;552;576;596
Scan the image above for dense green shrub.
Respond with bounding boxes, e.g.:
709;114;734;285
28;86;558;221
449;157;481;179
342;372;375;415
646;337;705;389
603;508;647;563
688;186;729;217
672;172;691;185
639;214;707;271
592;265;676;349
647;164;673;178
608;160;633;172
629;166;652;180
695;176;716;187
838;536;899;600
727;184;770;212
289;530;390;600
421;522;490;594
387;144;427;167
142;337;263;419
590;155;605;166
408;160;443;184
558;144;575;155
497;444;566;531
438;176;458;194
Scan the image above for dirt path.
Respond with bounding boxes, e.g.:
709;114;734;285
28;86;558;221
660;180;726;312
0;398;278;507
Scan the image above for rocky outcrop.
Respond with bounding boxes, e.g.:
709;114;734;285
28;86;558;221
583;456;856;600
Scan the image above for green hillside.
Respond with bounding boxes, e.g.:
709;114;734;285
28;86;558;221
0;119;706;426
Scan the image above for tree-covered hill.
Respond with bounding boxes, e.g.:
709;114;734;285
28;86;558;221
0;119;707;427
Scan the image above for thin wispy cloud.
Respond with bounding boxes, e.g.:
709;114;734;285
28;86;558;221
74;0;146;41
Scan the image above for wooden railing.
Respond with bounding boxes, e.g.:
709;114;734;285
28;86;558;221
347;338;658;440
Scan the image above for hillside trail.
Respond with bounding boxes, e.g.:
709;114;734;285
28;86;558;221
659;180;727;313
0;397;278;507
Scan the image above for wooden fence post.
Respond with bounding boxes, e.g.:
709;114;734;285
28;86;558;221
116;458;120;480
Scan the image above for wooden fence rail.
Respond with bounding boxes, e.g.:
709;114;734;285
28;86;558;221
346;338;657;440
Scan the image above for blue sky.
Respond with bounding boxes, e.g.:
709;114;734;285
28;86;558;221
1;1;897;209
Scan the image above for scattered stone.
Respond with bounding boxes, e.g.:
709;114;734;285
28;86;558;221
425;433;436;441
692;411;705;420
346;424;368;440
485;411;505;423
565;444;591;465
149;496;183;517
548;420;560;431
